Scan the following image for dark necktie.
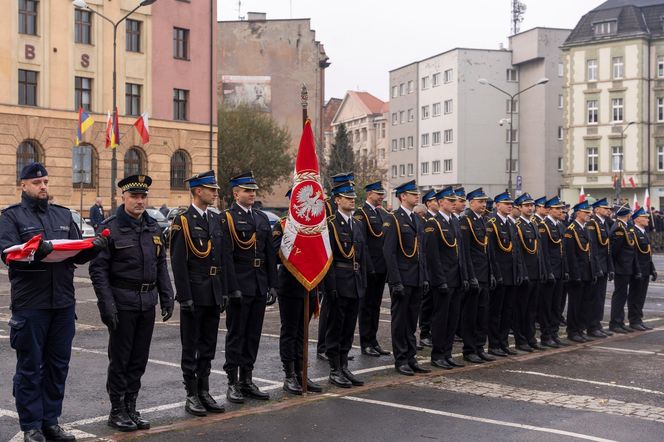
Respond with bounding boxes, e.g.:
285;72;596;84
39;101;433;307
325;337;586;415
374;206;382;224
410;213;417;226
202;212;207;222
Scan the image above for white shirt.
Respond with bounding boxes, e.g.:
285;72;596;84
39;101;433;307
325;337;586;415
508;215;518;224
546;215;558;226
596;214;605;225
400;205;413;217
365;201;381;211
428;210;438;218
192;203;208;218
575;220;586;229
497;212;508;223
519;215;531;225
237;202;252;215
338;210;352;224
439;211;451;223
636;225;646;234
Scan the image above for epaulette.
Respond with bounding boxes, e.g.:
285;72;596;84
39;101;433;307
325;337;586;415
487;217;497;224
587;225;596;230
100;215;117;225
567;223;576;230
1;203;21;213
424;226;435;233
564;233;573;238
383;221;391;227
328;214;337;222
615;231;625;236
353;214;363;221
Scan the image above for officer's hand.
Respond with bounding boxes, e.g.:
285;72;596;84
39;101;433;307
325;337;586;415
635;273;642;280
592;275;598;284
36;239;54;258
496;277;504;287
101;312;118;331
597;270;604;278
548;273;555;284
180;299;195;313
608;272;615;282
92;235;109;251
563;273;570;282
390;283;404;298
423;280;430;295
229;290;242;299
490;275;497;290
470;278;480;291
462;280;470;291
651;271;658;282
161;305;173;322
266;288;278;306
523;276;530;284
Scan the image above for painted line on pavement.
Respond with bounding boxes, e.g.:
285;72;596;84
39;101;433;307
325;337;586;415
8;428;97;442
504;370;664;396
341;396;616;442
0;408;19;419
592;345;664;356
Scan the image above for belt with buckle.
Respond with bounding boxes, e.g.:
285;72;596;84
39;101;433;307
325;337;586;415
111;279;157;292
237;258;264;268
334;262;360;272
189;266;221;276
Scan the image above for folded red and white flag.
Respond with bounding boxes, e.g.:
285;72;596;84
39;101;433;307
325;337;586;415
3;229;109;263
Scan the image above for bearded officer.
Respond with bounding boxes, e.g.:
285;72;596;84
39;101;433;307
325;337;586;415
89;175;174;432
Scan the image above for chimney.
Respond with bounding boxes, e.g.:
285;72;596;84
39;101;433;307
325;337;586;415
247;12;267;21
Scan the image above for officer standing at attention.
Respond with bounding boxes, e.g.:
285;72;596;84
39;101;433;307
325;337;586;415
532;197;548;226
0;163;107;442
324;179;370;388
170;170;234;417
608;204;638;334
354;181;392;358
383;180;431;376
89;175;174;432
626;208;657;331
222;172;277;403
418;189;439;348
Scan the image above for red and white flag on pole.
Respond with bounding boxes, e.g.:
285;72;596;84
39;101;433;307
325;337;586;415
644;188;651;211
579;186;586;203
133;112;150;144
279;120;332;290
3;230;110;263
629;177;636;189
633;193;640;211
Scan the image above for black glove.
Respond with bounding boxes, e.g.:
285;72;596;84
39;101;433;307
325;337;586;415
266;288;277;306
390;283;405;298
101;312;118;331
470;278;479;291
490;275;497;290
563;273;570;282
438;283;450;294
92;235;109;251
180;299;195;313
651;271;658;282
462;280;470;291
592;275;597;284
35;239;54;260
608;272;615;282
516;276;523;286
423;280;430;294
635;273;642;280
597;270;604;278
496;277;504;287
523;276;530;284
547;273;555;284
161;305;173;322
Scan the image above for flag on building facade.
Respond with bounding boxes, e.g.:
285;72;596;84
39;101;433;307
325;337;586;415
76;108;94;145
579;186;586;203
629;177;636;189
133;112;150;144
633;193;640;211
644;188;651;211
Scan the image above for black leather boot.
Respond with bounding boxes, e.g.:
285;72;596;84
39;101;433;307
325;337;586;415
341;354;364;386
23;429;45;442
295;359;322;392
226;368;244;404
239;368;270;400
198;377;225;413
329;356;352;388
184;379;207;416
282;361;303;395
108;395;138;432
41;425;75;441
124;392;150;430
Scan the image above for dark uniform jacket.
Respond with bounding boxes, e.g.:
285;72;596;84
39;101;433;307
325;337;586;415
425;213;466;288
0;193;97;310
353;202;387;274
610;219;638;276
459;209;493;284
632;226;656;276
89;204;105;227
487;213;522;286
382;206;428;288
324;211;370;298
539;217;567;279
272;218;319;299
587;215;614;275
169;205;236;306
222;202;277;297
89;206;174;314
564;221;596;282
515;217;546;281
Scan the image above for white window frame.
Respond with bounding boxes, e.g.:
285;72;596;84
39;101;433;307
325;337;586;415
444;68;453;83
444;129;453;144
432;131;441;145
612;97;624;122
558;94;564;109
657;97;664;122
558;62;564;77
421;76;429;90
611;146;623;172
391;113;398;125
421;162;429;175
399;83;406;96
399;111;405;124
506;99;519;114
408;80;414;93
432;160;441;174
658;56;664;78
399;138;406;150
587;147;598;173
407;136;414;149
505;159;518;173
506;68;519;82
612;56;624;79
432;72;441;87
506;129;518;143
391;139;397;151
408;108;414;122
587;59;598;82
557;157;563;171
587;99;598;124
432;102;441;117
658;146;664;171
391;86;398;98
391;165;397;178
399;164;405;177
444;99;453;114
444;159;453;173
407;163;414;177
557;126;564;140
421;105;430;120
421;133;430;147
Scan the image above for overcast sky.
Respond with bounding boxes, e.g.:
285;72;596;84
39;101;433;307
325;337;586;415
218;0;606;101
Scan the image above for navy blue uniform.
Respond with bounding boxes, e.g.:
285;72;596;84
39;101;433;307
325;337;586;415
586;215;614;333
89;204;105;229
564;221;597;338
628;226;656;327
609;220;639;329
538;216;568;342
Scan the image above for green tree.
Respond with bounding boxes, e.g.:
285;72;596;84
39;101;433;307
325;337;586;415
353;151;387;203
218;105;292;206
327;123;354;188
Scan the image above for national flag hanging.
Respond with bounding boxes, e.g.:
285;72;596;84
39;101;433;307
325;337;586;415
633;193;640;211
133;112;150;144
105;109;119;148
644;188;651;212
622;176;627;189
579;186;586;203
629;177;636;189
279;119;332;291
104;111;113;148
76;108;94;145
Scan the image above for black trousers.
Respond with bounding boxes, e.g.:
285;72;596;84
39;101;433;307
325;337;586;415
550;279;565;338
566;281;591;336
538;280;559;341
431;286;463;360
514;280;539;346
587;275;608;332
609;274;631;328
419;280;434;340
628;275;649;326
224;294;266;372
359;272;387;348
316;293;330;354
461;285;489;355
488;285;516;350
107;309;156;399
325;295;359;362
278;294;316;363
391;285;422;367
559;285;568;322
180;305;220;382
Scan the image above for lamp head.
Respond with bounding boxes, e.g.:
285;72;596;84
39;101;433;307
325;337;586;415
536;77;549;85
477;78;489;85
72;0;88;8
140;0;157;5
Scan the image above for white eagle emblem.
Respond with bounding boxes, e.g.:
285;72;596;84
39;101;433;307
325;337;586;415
293;184;324;221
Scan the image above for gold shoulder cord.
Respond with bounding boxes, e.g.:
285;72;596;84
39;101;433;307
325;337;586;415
392;213;418;258
225;211;257;250
180;215;212;258
567;224;589;254
359;207;384;238
633;230;652;255
430;218;458;255
623;225;636;247
517;223;538;255
465;217;488;252
541;221;562;256
328;220;355;259
489;220;513;253
591;219;609;247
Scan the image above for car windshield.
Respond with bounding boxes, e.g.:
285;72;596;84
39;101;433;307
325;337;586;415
71;212;82;225
146;209;167;222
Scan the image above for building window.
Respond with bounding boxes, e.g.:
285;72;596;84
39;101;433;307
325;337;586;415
74;9;92;44
391;86;398;98
506;69;519;82
557;157;563;171
407;108;414;122
421;133;430;147
398;111;404;124
421;162;429;175
612;56;624;79
19;0;39;35
432;160;441;174
587;59;598;82
398;83;405;96
173;88;188;120
421;76;429;90
587;99;598;124
75;77;92;111
557;126;564;140
444;129;453;143
444;99;453;114
658;56;664;78
391;113;398;125
399;138;405;150
124;147;145;176
558;62;564;77
432;102;441;117
594;20;616;36
72;144;96;188
612;98;624;122
381;123;386;138
658;146;664;171
399;164;405;177
16;140;42;184
505;159;518;173
432;73;441;87
612;146;623;172
444;159;453;173
658;97;664;122
407;163;414;177
18;69;38;106
391;165;397;178
173;27;189;60
125;83;142;116
408;80;414;93
506;99;519;114
126;19;142;52
421;105;430;119
587;147;598;173
170;150;190;189
391;139;397;151
506;129;518;143
444;69;453;83
432;131;441;145
558;94;564;109
407;136;414;149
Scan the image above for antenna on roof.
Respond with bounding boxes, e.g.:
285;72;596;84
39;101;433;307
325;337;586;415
511;0;526;35
238;0;245;20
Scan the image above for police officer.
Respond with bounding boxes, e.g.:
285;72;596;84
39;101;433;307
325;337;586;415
0;163;106;442
324;179;370;387
586;198;615;338
354;181;391;358
418;189;439;348
608;204;637;334
222;172;277;403
627;208;657;330
89;175;174;432
170;170;233;416
89;197;105;230
383;180;430;376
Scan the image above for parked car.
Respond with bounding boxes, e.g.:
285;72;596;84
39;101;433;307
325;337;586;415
70;210;96;238
261;209;280;227
145;208;170;233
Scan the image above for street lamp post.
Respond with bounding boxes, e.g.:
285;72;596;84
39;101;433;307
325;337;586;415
615;121;635;204
72;0;157;211
478;77;549;196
